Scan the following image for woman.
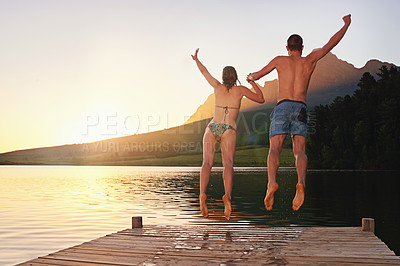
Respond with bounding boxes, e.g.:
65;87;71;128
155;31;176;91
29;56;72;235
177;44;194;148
192;48;265;220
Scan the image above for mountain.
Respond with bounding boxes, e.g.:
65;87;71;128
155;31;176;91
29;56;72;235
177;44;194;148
185;52;395;124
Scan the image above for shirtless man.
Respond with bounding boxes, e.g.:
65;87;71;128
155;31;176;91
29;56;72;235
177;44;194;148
248;15;351;211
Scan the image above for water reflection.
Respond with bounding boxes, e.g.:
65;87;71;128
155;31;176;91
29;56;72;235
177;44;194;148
0;166;399;265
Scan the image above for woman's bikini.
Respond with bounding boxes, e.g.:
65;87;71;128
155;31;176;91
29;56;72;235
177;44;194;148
208;105;240;142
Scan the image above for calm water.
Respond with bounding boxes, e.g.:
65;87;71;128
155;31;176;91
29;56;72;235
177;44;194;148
0;166;399;265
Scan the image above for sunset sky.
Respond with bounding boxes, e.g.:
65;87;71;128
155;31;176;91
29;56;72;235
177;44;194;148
1;0;399;153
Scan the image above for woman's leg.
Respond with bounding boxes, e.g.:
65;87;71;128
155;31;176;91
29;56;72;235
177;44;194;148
220;129;236;220
200;128;217;218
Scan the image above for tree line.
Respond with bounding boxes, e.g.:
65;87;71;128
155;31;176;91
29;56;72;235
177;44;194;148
307;66;400;169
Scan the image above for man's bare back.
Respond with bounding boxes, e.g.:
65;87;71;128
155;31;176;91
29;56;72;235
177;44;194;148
248;14;351;104
270;55;317;103
248;49;316;103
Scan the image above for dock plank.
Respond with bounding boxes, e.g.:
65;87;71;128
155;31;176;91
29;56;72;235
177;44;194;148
19;225;400;265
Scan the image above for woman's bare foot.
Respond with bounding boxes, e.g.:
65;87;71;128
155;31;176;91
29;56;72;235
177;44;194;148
199;193;208;218
292;183;305;211
222;194;232;220
264;183;279;211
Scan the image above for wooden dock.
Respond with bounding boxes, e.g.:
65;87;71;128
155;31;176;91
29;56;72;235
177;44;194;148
19;219;400;265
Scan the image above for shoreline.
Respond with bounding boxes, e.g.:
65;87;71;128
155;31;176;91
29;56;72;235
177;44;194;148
1;165;399;172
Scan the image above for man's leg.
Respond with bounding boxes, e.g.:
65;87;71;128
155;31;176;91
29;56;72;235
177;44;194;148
292;134;307;211
265;134;286;211
200;128;217;218
220;129;236;220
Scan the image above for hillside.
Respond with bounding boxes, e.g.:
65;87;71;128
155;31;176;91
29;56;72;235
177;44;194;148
0;55;397;166
0;108;276;166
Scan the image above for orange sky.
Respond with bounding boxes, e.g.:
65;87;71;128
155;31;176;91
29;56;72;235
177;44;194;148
1;0;399;153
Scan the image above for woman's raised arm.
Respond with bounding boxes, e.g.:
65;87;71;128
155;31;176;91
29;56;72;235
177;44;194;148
192;48;220;89
241;81;265;103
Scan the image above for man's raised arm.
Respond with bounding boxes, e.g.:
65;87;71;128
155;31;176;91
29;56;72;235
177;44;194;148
247;57;278;81
308;14;351;62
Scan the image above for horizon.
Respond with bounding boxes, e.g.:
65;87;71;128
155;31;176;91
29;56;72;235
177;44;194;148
1;0;400;154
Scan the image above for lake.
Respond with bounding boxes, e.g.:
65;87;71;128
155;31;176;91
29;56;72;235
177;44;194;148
0;166;399;265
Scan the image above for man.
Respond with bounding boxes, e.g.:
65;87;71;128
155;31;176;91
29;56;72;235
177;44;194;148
248;15;351;211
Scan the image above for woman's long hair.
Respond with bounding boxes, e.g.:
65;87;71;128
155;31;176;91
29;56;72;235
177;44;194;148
222;66;240;90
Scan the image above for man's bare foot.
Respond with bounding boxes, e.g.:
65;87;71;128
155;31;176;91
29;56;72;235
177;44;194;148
199;193;208;218
264;183;279;211
222;195;232;220
292;183;305;211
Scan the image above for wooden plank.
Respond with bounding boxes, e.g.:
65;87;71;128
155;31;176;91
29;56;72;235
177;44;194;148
18;225;400;265
19;257;119;266
284;255;400;265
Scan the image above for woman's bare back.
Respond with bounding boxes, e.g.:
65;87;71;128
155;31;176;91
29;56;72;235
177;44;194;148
213;85;245;128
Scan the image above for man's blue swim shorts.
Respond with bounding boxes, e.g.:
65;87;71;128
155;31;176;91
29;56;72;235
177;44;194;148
269;99;309;138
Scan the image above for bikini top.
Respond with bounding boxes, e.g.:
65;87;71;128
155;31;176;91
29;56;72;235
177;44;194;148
215;105;240;122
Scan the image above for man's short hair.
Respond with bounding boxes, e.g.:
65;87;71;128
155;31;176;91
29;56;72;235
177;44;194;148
287;34;303;51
